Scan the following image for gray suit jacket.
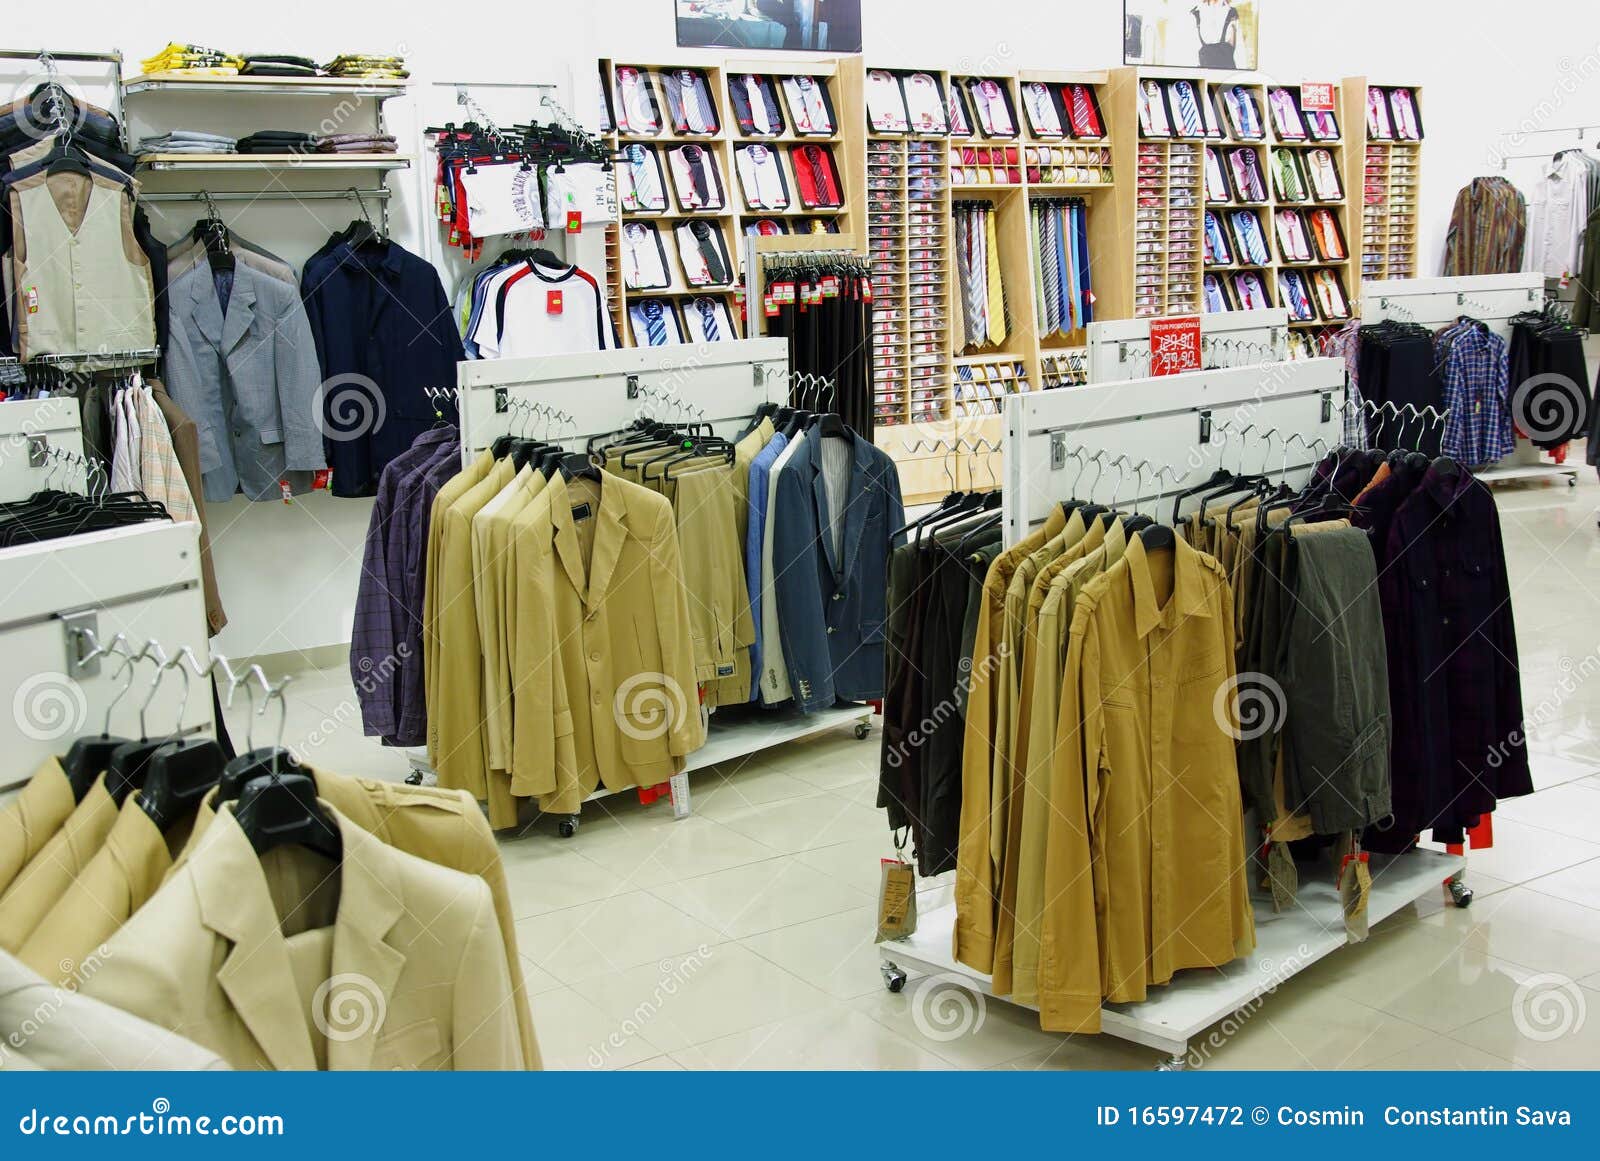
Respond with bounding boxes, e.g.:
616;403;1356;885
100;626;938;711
165;261;326;503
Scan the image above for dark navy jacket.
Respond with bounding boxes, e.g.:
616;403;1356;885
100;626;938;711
300;240;464;497
771;426;904;712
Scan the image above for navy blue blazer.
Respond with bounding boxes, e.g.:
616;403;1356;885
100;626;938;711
300;240;464;497
771;426;904;712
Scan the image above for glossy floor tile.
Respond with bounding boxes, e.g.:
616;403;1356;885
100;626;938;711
235;469;1600;1070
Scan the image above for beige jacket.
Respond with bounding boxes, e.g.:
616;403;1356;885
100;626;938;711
0;773;119;953
510;471;704;813
82;802;525;1070
0;950;227;1071
0;759;77;898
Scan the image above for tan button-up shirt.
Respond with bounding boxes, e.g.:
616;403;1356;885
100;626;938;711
1039;535;1254;1032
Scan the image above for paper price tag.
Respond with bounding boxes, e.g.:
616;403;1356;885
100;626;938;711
566;210;582;233
1149;315;1202;376
876;858;917;942
547;290;564;315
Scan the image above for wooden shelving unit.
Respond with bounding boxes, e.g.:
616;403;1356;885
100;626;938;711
1344;78;1423;283
600;57;854;345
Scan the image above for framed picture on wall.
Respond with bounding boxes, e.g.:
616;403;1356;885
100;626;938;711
1124;0;1261;71
675;1;864;53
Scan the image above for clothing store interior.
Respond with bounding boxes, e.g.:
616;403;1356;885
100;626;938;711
5;0;1600;1075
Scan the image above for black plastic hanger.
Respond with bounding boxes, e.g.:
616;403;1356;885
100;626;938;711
141;738;225;830
234;771;341;862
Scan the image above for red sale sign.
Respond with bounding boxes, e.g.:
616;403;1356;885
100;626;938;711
1149;316;1202;376
1300;83;1336;111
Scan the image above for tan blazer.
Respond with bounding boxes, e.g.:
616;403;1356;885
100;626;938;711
0;773;119;953
17;793;192;986
0;759;76;898
82;801;525;1071
510;471;704;812
1;950;228;1071
423;451;493;778
169;768;541;1070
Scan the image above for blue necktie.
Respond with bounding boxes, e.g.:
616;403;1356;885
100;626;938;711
1174;83;1202;136
644;301;667;345
1233;87;1259;137
698;299;720;341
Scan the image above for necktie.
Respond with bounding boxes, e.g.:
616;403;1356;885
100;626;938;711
1277;151;1304;201
697;298;720;341
644;301;667;345
1204;274;1227;312
1234;87;1260;137
1174;82;1202;136
628;145;661;210
1028;84;1056;135
985;206;1006;345
959;210;986;345
1367;89;1392;138
758;219;779;236
746;77;772;134
1069;86;1099;137
692;222;728;284
805;147;836;206
1041;205;1061;335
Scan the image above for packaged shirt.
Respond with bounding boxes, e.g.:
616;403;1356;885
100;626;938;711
1021;82;1064;139
783;76;835;136
622;221;674;289
617;144;667;213
663;68;719;134
735;144;790;209
866;70;910;133
902;73;947;135
458;161;544;238
683;295;735;343
675;221;733;287
614;66;661;134
628;298;685;346
668;144;725;211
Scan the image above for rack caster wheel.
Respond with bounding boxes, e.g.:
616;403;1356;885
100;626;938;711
1155;1053;1189;1072
881;962;907;993
854;721;872;740
1448;878;1473;908
557;817;579;839
404;772;425;786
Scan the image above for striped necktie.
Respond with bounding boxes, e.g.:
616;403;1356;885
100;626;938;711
697;298;720;341
1069;86;1099;136
1174;82;1202;136
1277;151;1304;200
644;301;668;345
1233;87;1259;137
678;72;714;132
1040;205;1061;335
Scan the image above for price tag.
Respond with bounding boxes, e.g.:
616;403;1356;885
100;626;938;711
763;294;780;318
1300;82;1336;111
876;858;918;942
312;469;331;491
547;290;564;315
566;210;582;233
1149;315;1202;376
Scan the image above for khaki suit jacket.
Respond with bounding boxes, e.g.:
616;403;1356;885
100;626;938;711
0;773;119;953
510;471;704;813
423;451;492;777
1;950;228;1071
169;768;541;1070
17;793;192;986
0;759;76;899
83;802;524;1071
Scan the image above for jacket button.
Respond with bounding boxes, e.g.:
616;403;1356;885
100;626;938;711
832;593;844;601
827;627;836;634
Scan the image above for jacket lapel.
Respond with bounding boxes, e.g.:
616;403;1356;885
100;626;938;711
186;265;226;351
839;431;872;583
547;475;589;600
194;809;317;1071
585;478;630;609
810;464;842;580
324;819;407;1071
219;268;258;357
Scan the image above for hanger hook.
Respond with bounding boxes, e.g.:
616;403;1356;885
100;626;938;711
164;646;197;733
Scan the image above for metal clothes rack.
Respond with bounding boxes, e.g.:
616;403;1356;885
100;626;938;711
0;48;125;139
878;358;1466;1067
1359;272;1582;487
418;341;875;834
1084;309;1291;382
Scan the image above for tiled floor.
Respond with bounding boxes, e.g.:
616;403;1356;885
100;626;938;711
234;471;1600;1070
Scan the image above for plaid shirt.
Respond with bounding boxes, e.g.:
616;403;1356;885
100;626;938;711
1435;322;1514;466
132;386;198;524
1321;319;1367;449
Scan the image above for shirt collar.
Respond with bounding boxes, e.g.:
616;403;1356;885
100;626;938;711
1125;532;1213;639
336;239;404;280
1419;459;1475;508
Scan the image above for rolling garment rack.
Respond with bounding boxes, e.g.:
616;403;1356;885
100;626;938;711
409;339;875;835
1359;272;1581;487
875;357;1467;1068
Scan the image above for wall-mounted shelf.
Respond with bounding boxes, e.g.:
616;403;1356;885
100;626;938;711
136;152;411;171
123;74;408;100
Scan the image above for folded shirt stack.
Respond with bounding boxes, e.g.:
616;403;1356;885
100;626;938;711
240;54;320;77
140;42;244;75
323;54;409;79
314;132;398;153
136;129;238;155
236;129;317;154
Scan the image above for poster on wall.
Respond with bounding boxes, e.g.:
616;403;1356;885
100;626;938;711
1124;0;1261;70
675;1;863;53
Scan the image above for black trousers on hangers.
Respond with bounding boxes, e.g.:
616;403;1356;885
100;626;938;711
1358;334;1443;455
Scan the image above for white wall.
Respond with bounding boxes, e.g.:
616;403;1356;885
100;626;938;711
10;1;1600;660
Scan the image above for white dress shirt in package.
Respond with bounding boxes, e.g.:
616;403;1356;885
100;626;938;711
1021;82;1064;138
903;73;947;135
622;221;674;289
969;79;1016;137
783;76;834;136
614;66;661;134
735;144;790;210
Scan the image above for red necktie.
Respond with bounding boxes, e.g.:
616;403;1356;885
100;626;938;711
1068;86;1100;136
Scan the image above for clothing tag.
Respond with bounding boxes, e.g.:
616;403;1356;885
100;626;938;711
571;502;593;522
861;281;874;303
763;293;780;318
876;858;918;943
279;479;294;504
1339;851;1372;943
24;286;38;314
312;469;331;491
547;290;564;315
715;663;736;678
821;275;840;298
566;210;582;233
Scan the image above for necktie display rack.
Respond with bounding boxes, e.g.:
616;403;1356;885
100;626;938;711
877;355;1466;1068
0;395;213;793
416;338;874;826
1358;272;1581;488
1345;78;1423;281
